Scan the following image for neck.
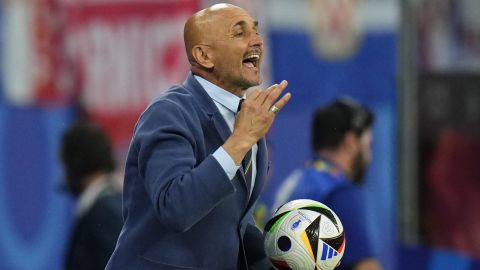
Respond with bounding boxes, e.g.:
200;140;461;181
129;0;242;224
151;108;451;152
82;172;109;191
316;150;353;180
191;67;246;97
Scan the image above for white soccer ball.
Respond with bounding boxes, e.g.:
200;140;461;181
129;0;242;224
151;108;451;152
264;199;345;270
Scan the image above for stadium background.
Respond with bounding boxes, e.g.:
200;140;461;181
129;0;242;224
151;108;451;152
0;0;479;269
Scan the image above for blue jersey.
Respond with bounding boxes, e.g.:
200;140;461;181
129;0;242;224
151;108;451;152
271;158;376;270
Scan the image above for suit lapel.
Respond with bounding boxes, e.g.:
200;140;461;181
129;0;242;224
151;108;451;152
209;113;230;147
209;111;249;193
184;73;230;144
183;73;250;193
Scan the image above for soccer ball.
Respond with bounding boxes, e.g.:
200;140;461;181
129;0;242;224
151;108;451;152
264;199;345;270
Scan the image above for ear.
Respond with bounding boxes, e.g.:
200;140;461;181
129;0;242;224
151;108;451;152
192;45;214;69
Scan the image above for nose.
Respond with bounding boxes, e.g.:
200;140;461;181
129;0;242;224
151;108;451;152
250;32;264;47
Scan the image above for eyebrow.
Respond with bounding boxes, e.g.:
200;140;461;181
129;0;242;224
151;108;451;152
232;20;259;30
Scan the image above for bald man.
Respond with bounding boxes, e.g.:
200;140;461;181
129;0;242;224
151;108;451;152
105;4;290;270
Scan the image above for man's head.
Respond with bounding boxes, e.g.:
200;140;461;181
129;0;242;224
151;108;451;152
60;121;116;196
184;3;264;96
311;97;374;183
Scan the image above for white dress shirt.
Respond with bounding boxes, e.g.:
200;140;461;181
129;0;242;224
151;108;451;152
194;75;258;196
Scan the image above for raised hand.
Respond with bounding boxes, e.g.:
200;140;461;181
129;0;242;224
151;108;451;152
223;80;291;165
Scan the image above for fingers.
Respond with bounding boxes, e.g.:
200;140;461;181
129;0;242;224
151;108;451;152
270;92;291;115
257;80;288;106
233;80;291;145
248;89;262;101
261;80;288;114
244;80;291;115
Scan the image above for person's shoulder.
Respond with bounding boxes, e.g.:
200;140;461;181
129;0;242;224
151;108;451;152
82;192;123;230
325;183;364;212
131;83;202;145
138;83;197;125
148;83;194;111
95;192;122;213
273;167;337;205
303;167;348;188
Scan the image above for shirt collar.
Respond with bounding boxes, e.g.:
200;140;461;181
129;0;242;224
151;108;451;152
194;75;243;114
310;155;346;179
76;175;110;217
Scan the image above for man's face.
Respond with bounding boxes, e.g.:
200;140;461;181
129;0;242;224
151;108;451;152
207;8;264;93
351;128;372;184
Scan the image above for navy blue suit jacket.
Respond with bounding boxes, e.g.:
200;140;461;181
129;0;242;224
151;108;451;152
106;73;270;270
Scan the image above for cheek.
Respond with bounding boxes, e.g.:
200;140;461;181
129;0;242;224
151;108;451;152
358;140;372;164
363;146;372;164
224;55;241;70
361;134;373;162
365;151;372;165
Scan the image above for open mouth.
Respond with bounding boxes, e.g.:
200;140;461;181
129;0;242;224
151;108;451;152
242;52;261;69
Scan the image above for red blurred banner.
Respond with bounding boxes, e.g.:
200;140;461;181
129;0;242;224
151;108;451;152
61;0;199;148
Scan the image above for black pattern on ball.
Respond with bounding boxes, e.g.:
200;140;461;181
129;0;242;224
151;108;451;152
277;235;292;252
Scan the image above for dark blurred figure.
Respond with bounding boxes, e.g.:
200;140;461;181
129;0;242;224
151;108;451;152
60;121;123;270
271;97;382;270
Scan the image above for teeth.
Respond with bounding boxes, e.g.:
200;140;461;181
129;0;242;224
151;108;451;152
243;53;260;60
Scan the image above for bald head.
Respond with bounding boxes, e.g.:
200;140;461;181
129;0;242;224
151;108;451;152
183;4;263;95
184;3;245;65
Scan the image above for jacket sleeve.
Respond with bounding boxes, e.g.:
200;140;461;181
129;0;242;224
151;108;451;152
135;99;235;232
243;220;272;269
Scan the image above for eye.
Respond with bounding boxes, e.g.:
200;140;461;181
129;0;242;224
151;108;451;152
234;31;244;37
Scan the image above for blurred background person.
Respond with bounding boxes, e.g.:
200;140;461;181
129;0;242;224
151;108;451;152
271;97;382;270
60;120;123;270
